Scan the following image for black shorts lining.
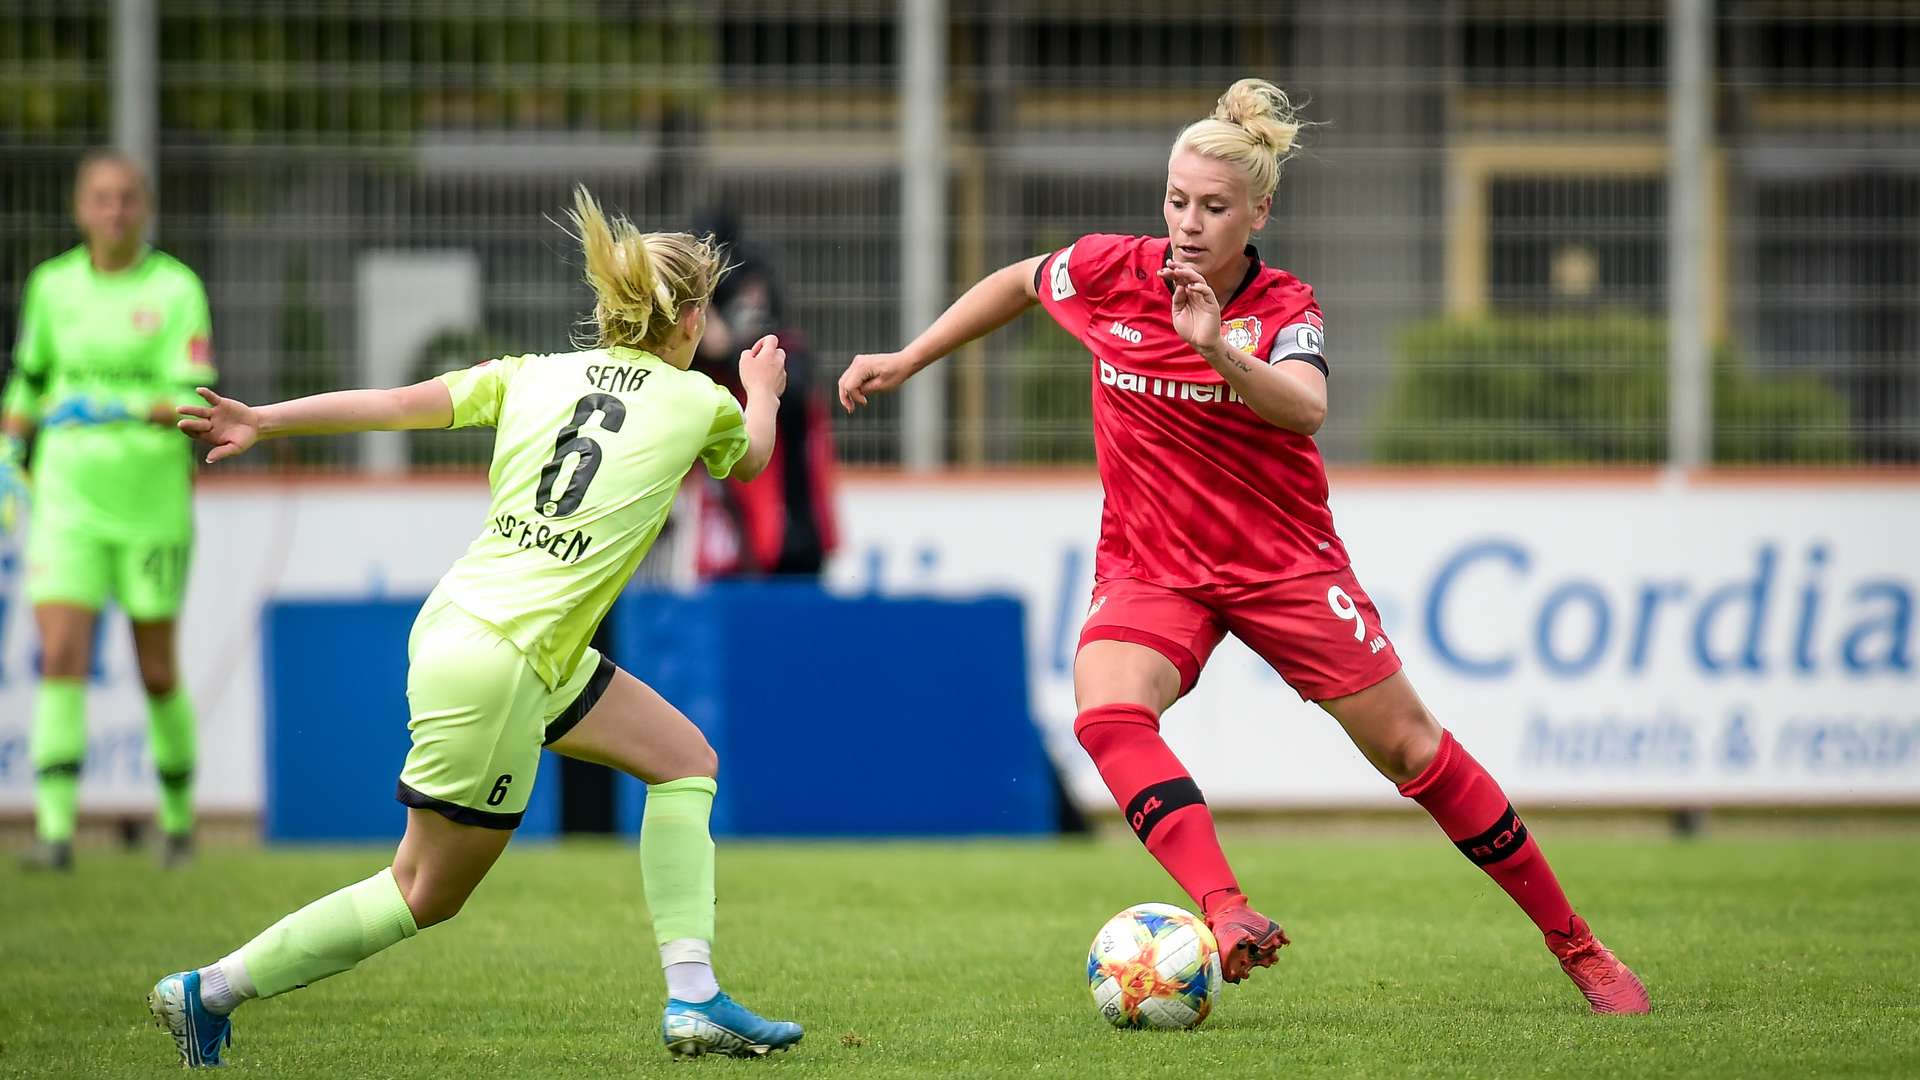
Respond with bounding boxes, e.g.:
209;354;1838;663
395;780;523;830
542;653;616;746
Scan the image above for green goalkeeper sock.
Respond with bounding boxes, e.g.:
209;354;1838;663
30;679;86;844
641;777;719;963
230;867;419;999
147;688;197;835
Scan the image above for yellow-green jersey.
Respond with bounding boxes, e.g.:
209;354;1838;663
4;246;215;540
432;346;749;689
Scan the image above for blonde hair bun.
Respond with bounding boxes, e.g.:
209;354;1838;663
1171;77;1305;198
1212;78;1299;157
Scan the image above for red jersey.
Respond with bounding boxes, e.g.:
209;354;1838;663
1036;233;1348;588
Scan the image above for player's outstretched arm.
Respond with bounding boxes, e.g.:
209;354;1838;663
176;382;454;464
731;334;788;483
1161;264;1328;435
838;254;1045;412
0;400;35;530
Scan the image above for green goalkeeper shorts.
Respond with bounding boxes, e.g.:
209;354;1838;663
398;594;614;829
25;520;192;620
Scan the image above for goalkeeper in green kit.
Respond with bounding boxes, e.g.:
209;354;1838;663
2;152;216;871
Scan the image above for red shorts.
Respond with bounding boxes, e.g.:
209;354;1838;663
1078;567;1402;702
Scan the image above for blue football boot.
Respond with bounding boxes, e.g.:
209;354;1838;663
661;992;803;1058
148;970;233;1068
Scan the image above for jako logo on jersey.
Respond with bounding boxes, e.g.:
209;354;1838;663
1107;321;1143;345
1100;359;1244;405
1221;316;1263;353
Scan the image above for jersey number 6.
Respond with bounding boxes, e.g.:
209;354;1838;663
1327;585;1367;642
535;393;628;517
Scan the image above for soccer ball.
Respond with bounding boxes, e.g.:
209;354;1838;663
1086;902;1222;1030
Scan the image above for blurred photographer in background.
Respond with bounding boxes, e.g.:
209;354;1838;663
691;210;839;580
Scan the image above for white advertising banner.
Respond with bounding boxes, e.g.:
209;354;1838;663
827;477;1920;809
0;483;493;812
2;476;1914;815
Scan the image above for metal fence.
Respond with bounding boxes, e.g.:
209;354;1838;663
2;1;1915;469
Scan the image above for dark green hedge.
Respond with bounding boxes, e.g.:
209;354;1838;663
1;9;717;141
1376;316;1854;465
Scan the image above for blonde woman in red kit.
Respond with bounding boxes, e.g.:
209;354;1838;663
839;79;1649;1015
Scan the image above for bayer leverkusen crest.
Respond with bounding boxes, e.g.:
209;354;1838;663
1220;315;1263;353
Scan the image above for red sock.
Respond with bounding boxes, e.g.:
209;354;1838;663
1074;703;1242;916
1398;730;1577;936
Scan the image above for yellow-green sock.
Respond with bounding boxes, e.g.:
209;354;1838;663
641;777;719;956
233;867;419;999
30;679;86;844
147;689;196;835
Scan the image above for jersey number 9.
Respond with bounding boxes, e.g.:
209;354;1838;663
535;393;628;517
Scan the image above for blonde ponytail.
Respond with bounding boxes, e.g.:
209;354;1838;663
566;186;727;351
1171;78;1305;198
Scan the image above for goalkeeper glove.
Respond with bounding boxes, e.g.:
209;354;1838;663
0;435;27;533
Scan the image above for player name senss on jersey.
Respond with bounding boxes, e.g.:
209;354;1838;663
585;363;653;395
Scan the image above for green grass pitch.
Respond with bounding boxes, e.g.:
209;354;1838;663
2;827;1916;1078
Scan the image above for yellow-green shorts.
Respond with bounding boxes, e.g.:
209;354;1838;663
397;597;613;829
26;520;192;620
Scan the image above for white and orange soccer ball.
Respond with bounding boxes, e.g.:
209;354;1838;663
1087;902;1223;1030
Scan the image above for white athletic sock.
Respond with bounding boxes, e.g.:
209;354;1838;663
664;962;720;1003
661;938;719;1003
196;953;257;1016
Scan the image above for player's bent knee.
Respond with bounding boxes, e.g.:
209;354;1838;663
601;723;717;784
1362;711;1440;784
40;656;88;680
658;737;718;782
393;866;481;928
1328;675;1444;783
692;739;718;779
39;641;92;680
1386;722;1442;783
661;735;719;782
1074;642;1181;714
402;887;468;929
137;649;179;696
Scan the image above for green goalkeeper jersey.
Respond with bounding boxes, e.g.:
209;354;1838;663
433;346;749;689
4;246;215;540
